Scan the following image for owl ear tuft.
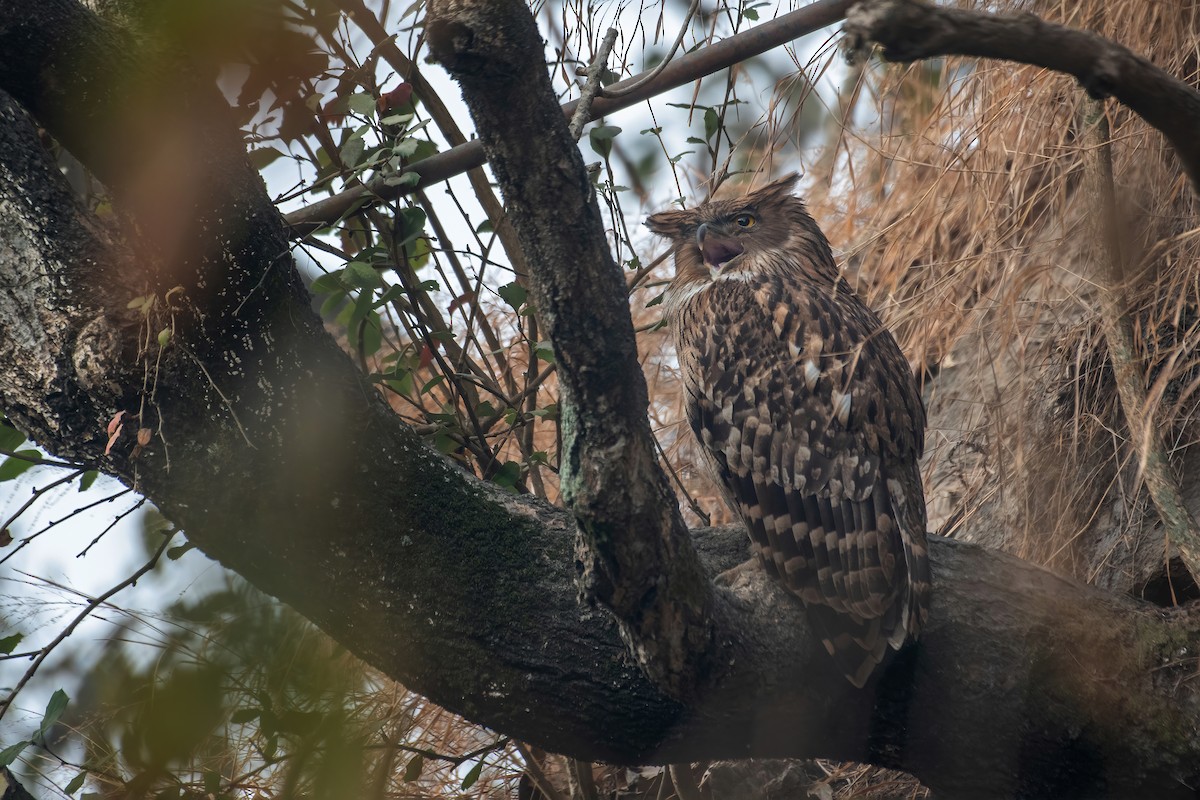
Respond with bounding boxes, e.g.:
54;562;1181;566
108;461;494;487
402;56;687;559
747;172;801;205
645;209;693;238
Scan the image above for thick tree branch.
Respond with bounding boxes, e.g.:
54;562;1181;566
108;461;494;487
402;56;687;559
843;0;1200;194
3;2;1200;798
423;0;715;699
282;0;855;235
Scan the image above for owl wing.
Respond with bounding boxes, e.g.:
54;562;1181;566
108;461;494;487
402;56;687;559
681;276;929;687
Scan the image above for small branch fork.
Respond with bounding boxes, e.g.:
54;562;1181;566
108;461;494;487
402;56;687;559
568;28;618;142
842;0;1200;194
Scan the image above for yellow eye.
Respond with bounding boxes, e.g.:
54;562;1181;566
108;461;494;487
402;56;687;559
735;214;756;228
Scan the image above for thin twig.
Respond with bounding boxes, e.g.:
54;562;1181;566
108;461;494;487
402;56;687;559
568;28;619;141
0;530;175;723
0;449;87;470
601;0;700;101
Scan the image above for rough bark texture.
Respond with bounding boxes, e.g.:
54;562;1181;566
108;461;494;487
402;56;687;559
424;0;717;699
3;1;1200;797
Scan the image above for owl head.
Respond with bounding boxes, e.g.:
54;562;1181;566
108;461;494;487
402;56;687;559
645;173;836;285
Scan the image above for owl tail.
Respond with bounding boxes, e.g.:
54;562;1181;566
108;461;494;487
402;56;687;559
805;603;895;689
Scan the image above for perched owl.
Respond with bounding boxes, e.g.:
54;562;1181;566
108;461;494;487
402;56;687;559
646;174;929;687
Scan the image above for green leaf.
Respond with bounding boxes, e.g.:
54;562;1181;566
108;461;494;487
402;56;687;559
347;93;377;116
531;403;558;420
497;282;527;309
0;451;40;481
248;147;284;170
310;271;346;294
0;740;29;768
0;633;22;654
374;285;407;308
461;760;484;790
384;171;420;188
230;708;260;724
38;689;69;742
355;310;383;355
743;6;759;20
167;543;196;561
381;113;413;127
395;207;427;245
340;134;366;168
475;401;497;418
475;219;494;234
403;754;424;782
534;342;555;363
345;288;376;333
392;138;420;158
65;771;87;795
320;291;347;320
203;771;221;795
385;374;414;397
588;124;621;158
78;470;99;491
345;261;382;289
491;461;522;491
704;107;720;141
157;327;172;347
0;421;25;451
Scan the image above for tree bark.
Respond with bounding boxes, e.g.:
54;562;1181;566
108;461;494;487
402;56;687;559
2;1;1200;797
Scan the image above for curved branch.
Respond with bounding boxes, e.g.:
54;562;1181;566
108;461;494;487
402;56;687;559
843;0;1200;194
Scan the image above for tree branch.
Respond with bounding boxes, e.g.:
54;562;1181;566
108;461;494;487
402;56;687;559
843;0;1200;194
423;0;715;699
282;0;855;235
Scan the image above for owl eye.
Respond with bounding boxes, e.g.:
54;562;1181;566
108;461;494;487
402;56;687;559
735;214;756;228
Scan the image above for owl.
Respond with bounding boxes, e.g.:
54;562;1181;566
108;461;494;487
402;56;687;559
646;174;929;687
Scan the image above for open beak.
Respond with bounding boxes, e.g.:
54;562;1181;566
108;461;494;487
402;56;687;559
696;223;744;272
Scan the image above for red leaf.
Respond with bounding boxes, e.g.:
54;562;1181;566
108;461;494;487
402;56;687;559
377;83;414;115
105;424;123;456
106;410;125;436
448;291;476;316
419;343;435;370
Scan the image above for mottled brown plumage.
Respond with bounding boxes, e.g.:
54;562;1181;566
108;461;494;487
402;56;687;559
647;174;929;687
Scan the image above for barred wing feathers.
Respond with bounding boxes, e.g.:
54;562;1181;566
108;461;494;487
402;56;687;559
675;274;930;687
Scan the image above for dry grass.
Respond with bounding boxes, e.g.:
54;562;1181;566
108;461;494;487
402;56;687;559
776;0;1200;596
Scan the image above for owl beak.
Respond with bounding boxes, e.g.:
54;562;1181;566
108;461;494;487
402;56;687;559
696;223;744;272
